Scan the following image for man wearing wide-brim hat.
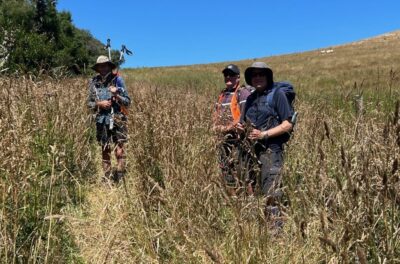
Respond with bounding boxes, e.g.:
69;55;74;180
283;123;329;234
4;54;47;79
87;55;131;183
238;61;294;228
91;55;117;72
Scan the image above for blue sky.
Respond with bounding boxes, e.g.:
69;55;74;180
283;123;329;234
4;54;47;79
57;0;400;68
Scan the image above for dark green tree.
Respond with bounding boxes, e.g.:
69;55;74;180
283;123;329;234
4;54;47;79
0;0;111;74
34;0;60;40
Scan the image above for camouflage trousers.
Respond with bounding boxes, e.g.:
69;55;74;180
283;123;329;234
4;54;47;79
96;120;127;146
218;135;240;187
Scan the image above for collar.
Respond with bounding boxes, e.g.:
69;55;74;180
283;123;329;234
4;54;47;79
255;83;274;95
222;83;240;94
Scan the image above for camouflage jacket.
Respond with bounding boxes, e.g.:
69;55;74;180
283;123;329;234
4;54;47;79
87;73;131;125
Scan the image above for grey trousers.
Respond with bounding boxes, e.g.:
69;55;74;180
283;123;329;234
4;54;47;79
258;150;283;199
258;150;284;223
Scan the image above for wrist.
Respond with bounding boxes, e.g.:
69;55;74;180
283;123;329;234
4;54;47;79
263;131;269;139
112;87;122;94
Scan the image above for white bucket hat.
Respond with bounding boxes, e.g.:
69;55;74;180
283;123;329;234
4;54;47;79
91;55;116;72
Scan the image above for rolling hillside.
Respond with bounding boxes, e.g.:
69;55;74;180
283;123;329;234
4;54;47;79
1;31;399;263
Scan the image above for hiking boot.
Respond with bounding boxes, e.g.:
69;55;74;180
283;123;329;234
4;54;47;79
246;183;255;195
112;170;125;183
102;170;112;182
265;205;284;235
226;186;237;197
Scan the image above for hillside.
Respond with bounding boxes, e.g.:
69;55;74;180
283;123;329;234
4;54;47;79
1;31;399;263
129;30;400;93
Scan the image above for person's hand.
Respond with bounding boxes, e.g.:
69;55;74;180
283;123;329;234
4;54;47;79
96;100;111;109
212;125;223;133
224;124;235;133
212;124;234;133
235;123;244;134
248;129;267;140
109;86;118;94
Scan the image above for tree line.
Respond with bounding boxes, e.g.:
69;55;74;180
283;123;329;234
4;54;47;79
0;0;109;74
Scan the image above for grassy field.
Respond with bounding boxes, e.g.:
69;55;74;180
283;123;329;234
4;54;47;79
0;31;399;263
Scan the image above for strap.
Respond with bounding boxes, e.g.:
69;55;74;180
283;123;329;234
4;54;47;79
266;86;277;109
112;75;129;116
112;74;124;87
266;86;279;120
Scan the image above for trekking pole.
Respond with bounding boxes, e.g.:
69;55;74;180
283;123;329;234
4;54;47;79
103;38;114;129
105;38;112;60
111;44;133;123
115;44;133;74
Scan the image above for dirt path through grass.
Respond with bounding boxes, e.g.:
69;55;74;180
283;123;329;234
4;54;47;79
66;150;143;263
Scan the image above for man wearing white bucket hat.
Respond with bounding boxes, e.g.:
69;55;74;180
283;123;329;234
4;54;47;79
87;55;131;182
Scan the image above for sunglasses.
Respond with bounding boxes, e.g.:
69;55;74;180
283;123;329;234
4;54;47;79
252;71;267;77
224;72;239;78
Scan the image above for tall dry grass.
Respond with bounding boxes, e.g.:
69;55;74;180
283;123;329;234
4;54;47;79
0;76;95;263
1;31;400;263
68;63;398;263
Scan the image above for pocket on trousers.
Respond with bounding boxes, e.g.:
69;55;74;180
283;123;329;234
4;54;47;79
270;151;283;168
269;166;281;175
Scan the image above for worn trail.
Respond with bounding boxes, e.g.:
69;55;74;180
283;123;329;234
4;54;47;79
66;149;140;263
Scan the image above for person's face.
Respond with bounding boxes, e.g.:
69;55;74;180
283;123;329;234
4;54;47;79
97;63;112;76
224;70;240;89
251;70;268;91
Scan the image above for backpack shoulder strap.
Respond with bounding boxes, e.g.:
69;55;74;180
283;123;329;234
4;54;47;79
90;75;100;85
236;85;254;105
266;85;278;109
89;75;101;100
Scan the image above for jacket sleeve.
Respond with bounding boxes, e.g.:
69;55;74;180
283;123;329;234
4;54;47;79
116;77;131;107
87;79;98;112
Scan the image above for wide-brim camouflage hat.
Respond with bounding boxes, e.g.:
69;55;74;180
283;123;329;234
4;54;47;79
244;61;273;86
91;55;117;72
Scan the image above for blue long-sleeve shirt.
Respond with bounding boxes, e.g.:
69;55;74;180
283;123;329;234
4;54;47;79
87;74;131;125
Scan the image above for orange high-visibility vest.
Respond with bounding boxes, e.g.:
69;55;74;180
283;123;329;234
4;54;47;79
216;84;241;124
